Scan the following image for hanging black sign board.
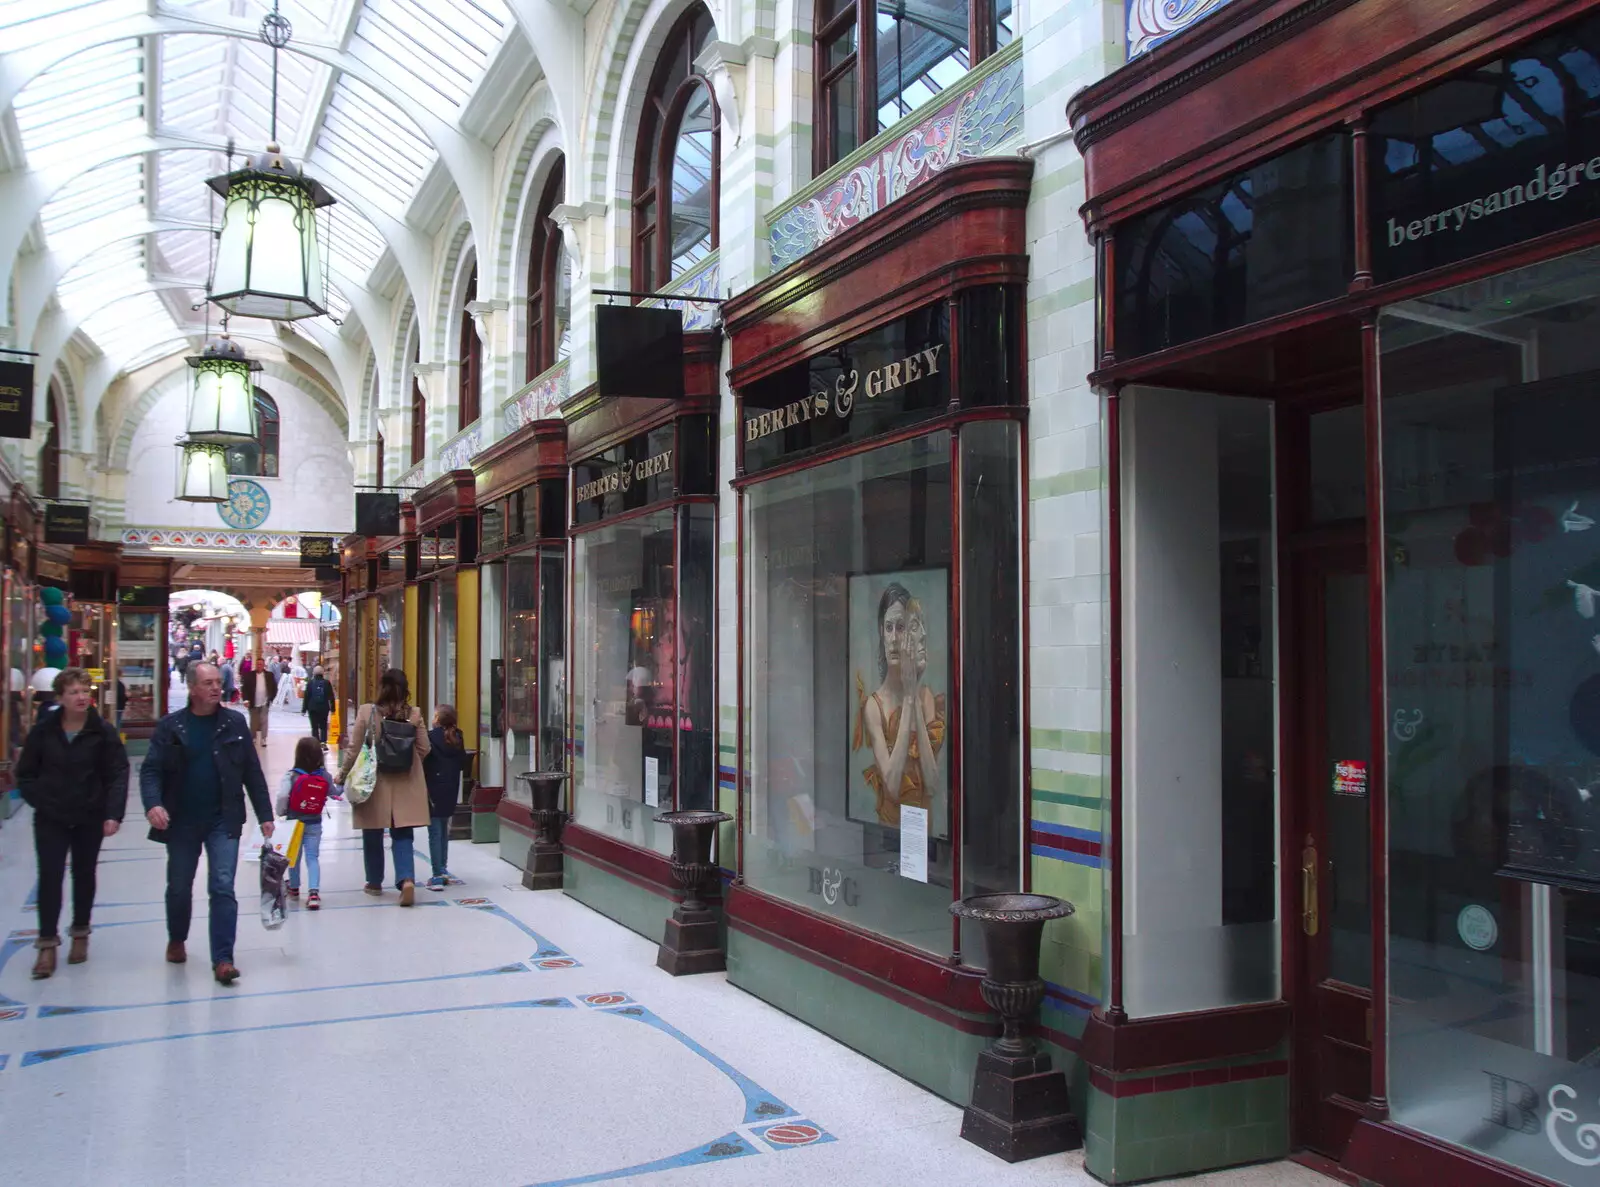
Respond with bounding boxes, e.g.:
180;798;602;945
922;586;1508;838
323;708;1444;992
299;535;336;568
44;503;90;544
1369;13;1600;283
354;493;400;537
119;586;171;607
0;360;34;439
596;305;684;400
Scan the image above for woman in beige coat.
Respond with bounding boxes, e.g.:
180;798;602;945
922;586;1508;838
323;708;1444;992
340;668;430;906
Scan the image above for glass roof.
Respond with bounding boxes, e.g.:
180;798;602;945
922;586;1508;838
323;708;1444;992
2;0;520;380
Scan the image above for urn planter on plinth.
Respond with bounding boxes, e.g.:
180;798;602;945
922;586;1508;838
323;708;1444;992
654;809;732;975
515;771;570;890
950;893;1082;1162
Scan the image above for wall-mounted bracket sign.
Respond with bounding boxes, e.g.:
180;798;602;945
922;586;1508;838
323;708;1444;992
1369;13;1600;283
299;535;338;579
0;359;34;439
44;502;91;544
354;493;400;537
741;301;951;473
118;586;171;607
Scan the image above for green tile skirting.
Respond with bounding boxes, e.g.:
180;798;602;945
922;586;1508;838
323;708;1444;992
563;850;674;944
1084;1070;1290;1184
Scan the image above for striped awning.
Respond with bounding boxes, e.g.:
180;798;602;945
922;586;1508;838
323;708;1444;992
266;620;320;646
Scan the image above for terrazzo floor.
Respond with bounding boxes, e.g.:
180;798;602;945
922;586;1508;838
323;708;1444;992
0;706;1332;1187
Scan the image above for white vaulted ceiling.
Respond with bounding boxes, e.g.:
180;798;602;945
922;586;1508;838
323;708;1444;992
0;0;535;411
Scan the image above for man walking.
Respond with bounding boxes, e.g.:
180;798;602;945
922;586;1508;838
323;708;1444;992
139;662;273;985
302;664;333;746
244;656;277;746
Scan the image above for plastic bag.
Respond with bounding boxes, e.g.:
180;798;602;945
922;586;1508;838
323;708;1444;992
343;709;378;805
259;843;289;930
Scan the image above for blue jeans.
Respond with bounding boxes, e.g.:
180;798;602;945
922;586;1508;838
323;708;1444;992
288;820;323;891
362;827;415;888
165;822;240;966
427;817;450;878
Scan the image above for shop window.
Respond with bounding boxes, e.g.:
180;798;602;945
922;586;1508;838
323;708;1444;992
1121;388;1278;1016
39;381;62;499
459;264;482;429
572;503;715;856
1114;133;1351;359
632;5;718;293
526;157;572;381
743;427;1022;957
1379;244;1600;1181
224;389;279;478
814;0;1013;172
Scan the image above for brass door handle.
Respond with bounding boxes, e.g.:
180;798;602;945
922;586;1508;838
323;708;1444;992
1302;835;1319;936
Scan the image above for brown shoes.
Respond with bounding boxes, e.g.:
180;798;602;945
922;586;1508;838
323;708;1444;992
399;880;416;907
165;941;187;964
363;883;382;896
31;939;58;980
213;962;241;985
67;934;88;964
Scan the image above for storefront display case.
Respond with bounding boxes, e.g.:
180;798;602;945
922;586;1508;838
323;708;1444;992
0;486;39;805
115;556;173;739
721;157;1032;1104
1069;2;1600;1184
472;418;568;851
68;542;119;723
560;335;720;939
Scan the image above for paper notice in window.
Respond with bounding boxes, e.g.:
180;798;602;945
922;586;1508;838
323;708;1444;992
644;756;660;807
900;805;929;883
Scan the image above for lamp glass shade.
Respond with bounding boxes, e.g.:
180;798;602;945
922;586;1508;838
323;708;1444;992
187;356;257;442
210;171;328;321
176;441;230;503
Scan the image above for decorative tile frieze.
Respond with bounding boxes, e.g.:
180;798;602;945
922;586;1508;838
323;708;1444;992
1127;0;1234;58
503;359;571;432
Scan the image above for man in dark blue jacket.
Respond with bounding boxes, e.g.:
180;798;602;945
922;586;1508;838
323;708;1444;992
139;662;274;985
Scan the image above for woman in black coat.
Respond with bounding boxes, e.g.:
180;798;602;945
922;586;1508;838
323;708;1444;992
17;667;130;978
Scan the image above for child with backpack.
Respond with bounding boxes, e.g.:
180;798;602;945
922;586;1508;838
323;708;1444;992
422;705;469;891
275;736;338;910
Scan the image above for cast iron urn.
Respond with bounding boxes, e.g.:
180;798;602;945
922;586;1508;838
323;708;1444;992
515;770;569;891
654;809;731;975
950;892;1082;1161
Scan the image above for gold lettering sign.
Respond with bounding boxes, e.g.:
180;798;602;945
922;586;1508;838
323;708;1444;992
576;448;673;504
744;344;944;445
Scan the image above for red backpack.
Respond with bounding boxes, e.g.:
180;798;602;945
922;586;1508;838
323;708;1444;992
288;770;331;816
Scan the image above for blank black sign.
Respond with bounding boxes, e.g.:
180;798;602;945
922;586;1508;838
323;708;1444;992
355;493;400;537
0;360;34;439
596;305;684;400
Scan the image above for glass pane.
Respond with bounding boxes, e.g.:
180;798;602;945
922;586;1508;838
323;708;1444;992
538;547;567;772
1308;404;1365;522
744;434;955;955
553;240;572;361
994;0;1013;49
479;561;504;790
439;585;457;702
1123;389;1279;1016
827;68;859;165
1115;134;1351;357
875;0;970;131
1382;244;1600;1182
506;554;539;788
958;420;1023;965
572;509;680;857
1323;570;1370;987
826;23;857;69
669;84;714;280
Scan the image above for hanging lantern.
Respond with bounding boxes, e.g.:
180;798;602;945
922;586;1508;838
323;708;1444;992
175;439;230;503
206;145;335;321
186;336;261;442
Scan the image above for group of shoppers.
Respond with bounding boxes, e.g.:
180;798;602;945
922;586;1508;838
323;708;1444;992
20;661;467;986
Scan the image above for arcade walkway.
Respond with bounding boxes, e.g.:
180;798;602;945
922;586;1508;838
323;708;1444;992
0;729;1325;1187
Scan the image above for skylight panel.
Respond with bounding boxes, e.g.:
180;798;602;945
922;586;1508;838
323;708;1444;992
57;239;148;307
310;74;434;212
320;202;387;281
0;0;145;54
12;38;145;171
348;0;512;108
40;158;145;240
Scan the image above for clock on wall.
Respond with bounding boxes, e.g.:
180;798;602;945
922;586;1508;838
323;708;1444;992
217;478;271;530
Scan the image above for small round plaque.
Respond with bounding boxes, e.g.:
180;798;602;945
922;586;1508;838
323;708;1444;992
1458;904;1498;952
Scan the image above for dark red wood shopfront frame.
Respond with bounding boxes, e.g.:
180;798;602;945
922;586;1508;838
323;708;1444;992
1069;1;1600;1184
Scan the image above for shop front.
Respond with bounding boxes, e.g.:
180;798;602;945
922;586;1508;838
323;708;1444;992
721;158;1032;1103
0;485;38;808
115;556;173;739
560;345;718;940
1071;2;1600;1183
337;534;385;720
472;419;567;851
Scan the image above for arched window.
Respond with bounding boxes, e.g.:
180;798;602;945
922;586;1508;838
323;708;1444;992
527;158;572;382
410;339;427;468
375;430;386;490
632;6;718;293
39;381;62;499
225;389;280;477
815;0;1013;171
459;265;482;429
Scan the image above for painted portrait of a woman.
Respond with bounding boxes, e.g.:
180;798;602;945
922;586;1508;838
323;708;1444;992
852;580;947;827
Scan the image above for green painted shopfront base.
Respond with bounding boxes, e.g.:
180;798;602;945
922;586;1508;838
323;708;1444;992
471;809;499;844
563;851;677;944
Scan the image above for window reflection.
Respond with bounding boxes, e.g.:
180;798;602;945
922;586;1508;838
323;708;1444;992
875;0;972;130
670;84;714;279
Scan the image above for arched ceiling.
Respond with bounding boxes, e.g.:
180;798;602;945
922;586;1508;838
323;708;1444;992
0;0;548;416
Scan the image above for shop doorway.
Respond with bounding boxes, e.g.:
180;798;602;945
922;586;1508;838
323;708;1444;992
1283;401;1372;1158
